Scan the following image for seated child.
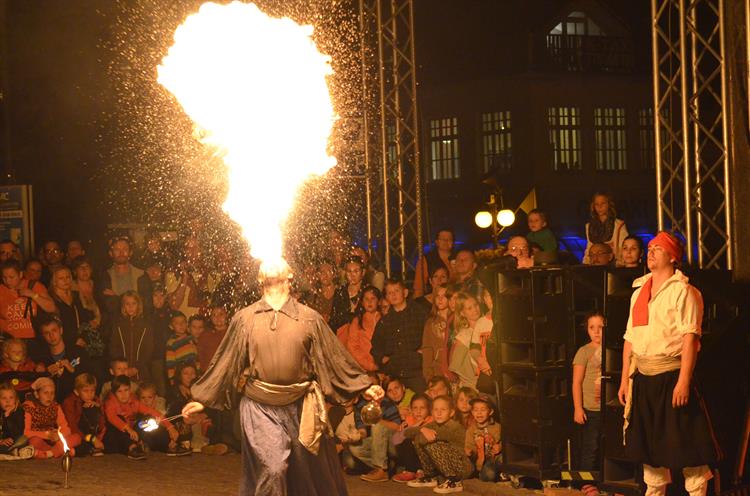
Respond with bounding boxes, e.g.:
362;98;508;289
165;312;199;384
465;394;502;482
137;382;166;415
62;373;105;456
392;394;433;483
347;388;403;482
455;387;478;429
100;356;139;400
166;362;227;455
0;381;33;460
0;339;46;395
103;375;186;459
526;209;558;253
23;377;77;459
136;381;173;453
405;395;472;493
386;377;415;420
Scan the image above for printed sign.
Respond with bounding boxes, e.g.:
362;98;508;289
0;185;34;258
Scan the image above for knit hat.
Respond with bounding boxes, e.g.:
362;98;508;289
469;394;496;412
31;377;55;392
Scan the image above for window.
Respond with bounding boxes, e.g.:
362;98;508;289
481;111;512;173
594;107;627;170
548;107;582;171
429;117;460;180
549;11;605;37
639;108;655;169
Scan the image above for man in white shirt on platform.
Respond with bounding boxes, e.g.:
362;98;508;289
617;231;718;496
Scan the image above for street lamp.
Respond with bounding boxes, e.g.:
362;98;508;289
474;193;515;247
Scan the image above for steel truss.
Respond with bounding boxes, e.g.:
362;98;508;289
652;0;732;269
358;0;423;278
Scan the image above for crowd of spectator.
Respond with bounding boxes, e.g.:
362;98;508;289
0;191;648;493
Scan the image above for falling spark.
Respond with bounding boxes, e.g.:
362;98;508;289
157;1;337;265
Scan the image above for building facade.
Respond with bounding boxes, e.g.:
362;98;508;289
416;0;655;254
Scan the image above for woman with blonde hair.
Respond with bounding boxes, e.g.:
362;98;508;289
108;290;154;382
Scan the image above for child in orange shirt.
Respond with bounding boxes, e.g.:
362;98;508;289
103;375;185;459
23;377;77;458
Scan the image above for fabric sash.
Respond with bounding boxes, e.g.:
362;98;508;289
622;354;681;443
243;377;331;455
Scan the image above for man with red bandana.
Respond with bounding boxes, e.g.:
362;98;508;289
617;231;718;496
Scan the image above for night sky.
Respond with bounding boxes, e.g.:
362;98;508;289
2;0;651;255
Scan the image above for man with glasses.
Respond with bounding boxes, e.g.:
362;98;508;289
587;242;614;267
505;236;534;269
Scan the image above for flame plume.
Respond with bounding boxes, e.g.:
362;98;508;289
158;2;337;264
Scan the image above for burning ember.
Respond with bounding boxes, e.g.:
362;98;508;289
158;1;337;264
139;418;160;432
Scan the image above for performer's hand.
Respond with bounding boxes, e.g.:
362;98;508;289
617;381;628;406
672;379;690;408
574;407;587;425
363;385;384;401
182;401;204;418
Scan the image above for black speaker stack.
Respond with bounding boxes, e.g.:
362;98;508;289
487;264;645;490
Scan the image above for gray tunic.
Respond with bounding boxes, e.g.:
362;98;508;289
191;296;372;496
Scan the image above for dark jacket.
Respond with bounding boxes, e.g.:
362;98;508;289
0;404;25;442
38;344;90;402
108;315;154;382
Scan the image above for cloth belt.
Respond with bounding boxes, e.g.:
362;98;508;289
623;354;681;444
243;377;331;455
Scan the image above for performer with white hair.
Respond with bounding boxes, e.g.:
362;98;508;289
182;259;384;496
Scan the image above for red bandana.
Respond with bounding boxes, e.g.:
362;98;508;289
648;232;683;263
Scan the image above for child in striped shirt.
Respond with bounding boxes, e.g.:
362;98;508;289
165;312;198;383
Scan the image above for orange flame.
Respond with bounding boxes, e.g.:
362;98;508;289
158;2;337;265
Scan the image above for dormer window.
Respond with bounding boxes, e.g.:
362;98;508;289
550;11;605;37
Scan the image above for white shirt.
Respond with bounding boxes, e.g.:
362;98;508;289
623;269;703;357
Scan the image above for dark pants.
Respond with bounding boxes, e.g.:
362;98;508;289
103;421;136;454
580;409;601;471
478;457;502;482
395;439;421;472
239;396;348;496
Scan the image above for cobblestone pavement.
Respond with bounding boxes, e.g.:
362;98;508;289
0;452;522;496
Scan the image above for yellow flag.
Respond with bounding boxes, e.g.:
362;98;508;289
517;188;537;214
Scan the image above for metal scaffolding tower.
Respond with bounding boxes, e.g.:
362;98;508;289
358;0;423;278
651;0;734;270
